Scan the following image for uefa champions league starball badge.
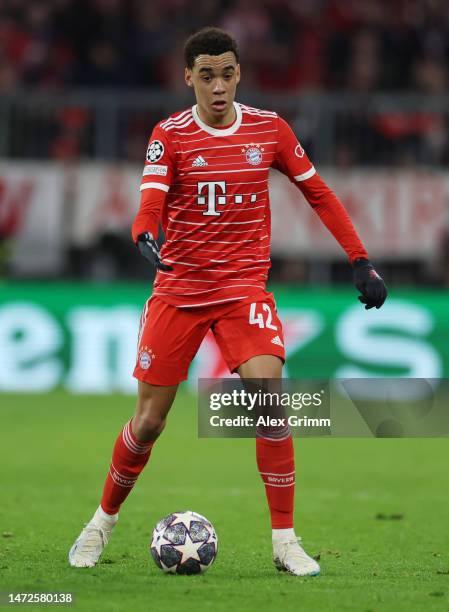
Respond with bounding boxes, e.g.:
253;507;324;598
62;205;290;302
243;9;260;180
146;140;165;163
242;143;264;166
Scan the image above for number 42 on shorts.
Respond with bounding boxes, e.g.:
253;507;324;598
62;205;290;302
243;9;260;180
248;302;277;330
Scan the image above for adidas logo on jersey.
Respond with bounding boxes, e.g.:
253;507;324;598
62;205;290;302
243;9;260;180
271;335;284;347
192;155;208;167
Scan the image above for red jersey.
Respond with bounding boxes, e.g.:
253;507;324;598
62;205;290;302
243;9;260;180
137;101;368;308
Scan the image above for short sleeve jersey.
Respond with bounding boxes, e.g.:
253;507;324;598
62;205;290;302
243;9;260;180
140;102;316;308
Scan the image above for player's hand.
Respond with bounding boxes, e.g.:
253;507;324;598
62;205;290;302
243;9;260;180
353;258;387;309
136;232;173;271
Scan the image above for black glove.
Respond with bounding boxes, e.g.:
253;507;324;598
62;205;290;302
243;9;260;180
353;258;387;309
136;232;173;271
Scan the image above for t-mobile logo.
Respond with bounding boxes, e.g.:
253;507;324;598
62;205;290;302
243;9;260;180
196;181;257;216
197;181;226;216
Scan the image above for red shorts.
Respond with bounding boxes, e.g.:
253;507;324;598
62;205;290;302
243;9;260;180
133;293;285;386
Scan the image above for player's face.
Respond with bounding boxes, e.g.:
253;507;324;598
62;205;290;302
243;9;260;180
185;52;240;126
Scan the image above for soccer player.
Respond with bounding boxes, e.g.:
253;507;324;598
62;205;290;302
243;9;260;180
69;27;387;576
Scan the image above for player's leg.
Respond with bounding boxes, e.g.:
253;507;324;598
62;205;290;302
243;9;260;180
213;295;320;576
69;296;210;568
237;355;293;536
237;354;319;576
69;381;178;568
99;381;178;517
236;354;283;378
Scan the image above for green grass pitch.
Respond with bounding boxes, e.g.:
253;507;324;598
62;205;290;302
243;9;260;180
1;390;449;612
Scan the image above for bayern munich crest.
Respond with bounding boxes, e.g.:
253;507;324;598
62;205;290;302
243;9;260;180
242;143;264;166
139;346;155;370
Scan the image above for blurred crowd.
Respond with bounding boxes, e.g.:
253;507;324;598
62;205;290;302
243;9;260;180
2;1;449;282
1;0;449;93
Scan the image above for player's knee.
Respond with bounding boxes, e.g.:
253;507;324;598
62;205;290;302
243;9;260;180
133;408;167;442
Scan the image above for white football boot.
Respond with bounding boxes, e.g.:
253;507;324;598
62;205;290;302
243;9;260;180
69;506;118;568
273;536;320;576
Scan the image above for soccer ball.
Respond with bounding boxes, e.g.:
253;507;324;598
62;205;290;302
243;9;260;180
150;510;218;575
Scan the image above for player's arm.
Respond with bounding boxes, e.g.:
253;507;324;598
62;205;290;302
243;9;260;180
132;125;174;271
273;116;387;309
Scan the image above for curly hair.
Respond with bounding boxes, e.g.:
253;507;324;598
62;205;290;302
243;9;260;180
184;27;239;68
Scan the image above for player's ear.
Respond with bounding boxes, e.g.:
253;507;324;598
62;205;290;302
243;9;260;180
185;67;193;87
235;64;241;86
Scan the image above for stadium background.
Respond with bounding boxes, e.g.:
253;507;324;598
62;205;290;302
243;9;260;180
1;2;449;611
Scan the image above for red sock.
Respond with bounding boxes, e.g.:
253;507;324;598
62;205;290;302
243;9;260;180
100;419;154;515
256;434;295;529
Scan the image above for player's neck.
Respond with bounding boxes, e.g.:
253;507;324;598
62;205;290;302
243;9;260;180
196;103;236;128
